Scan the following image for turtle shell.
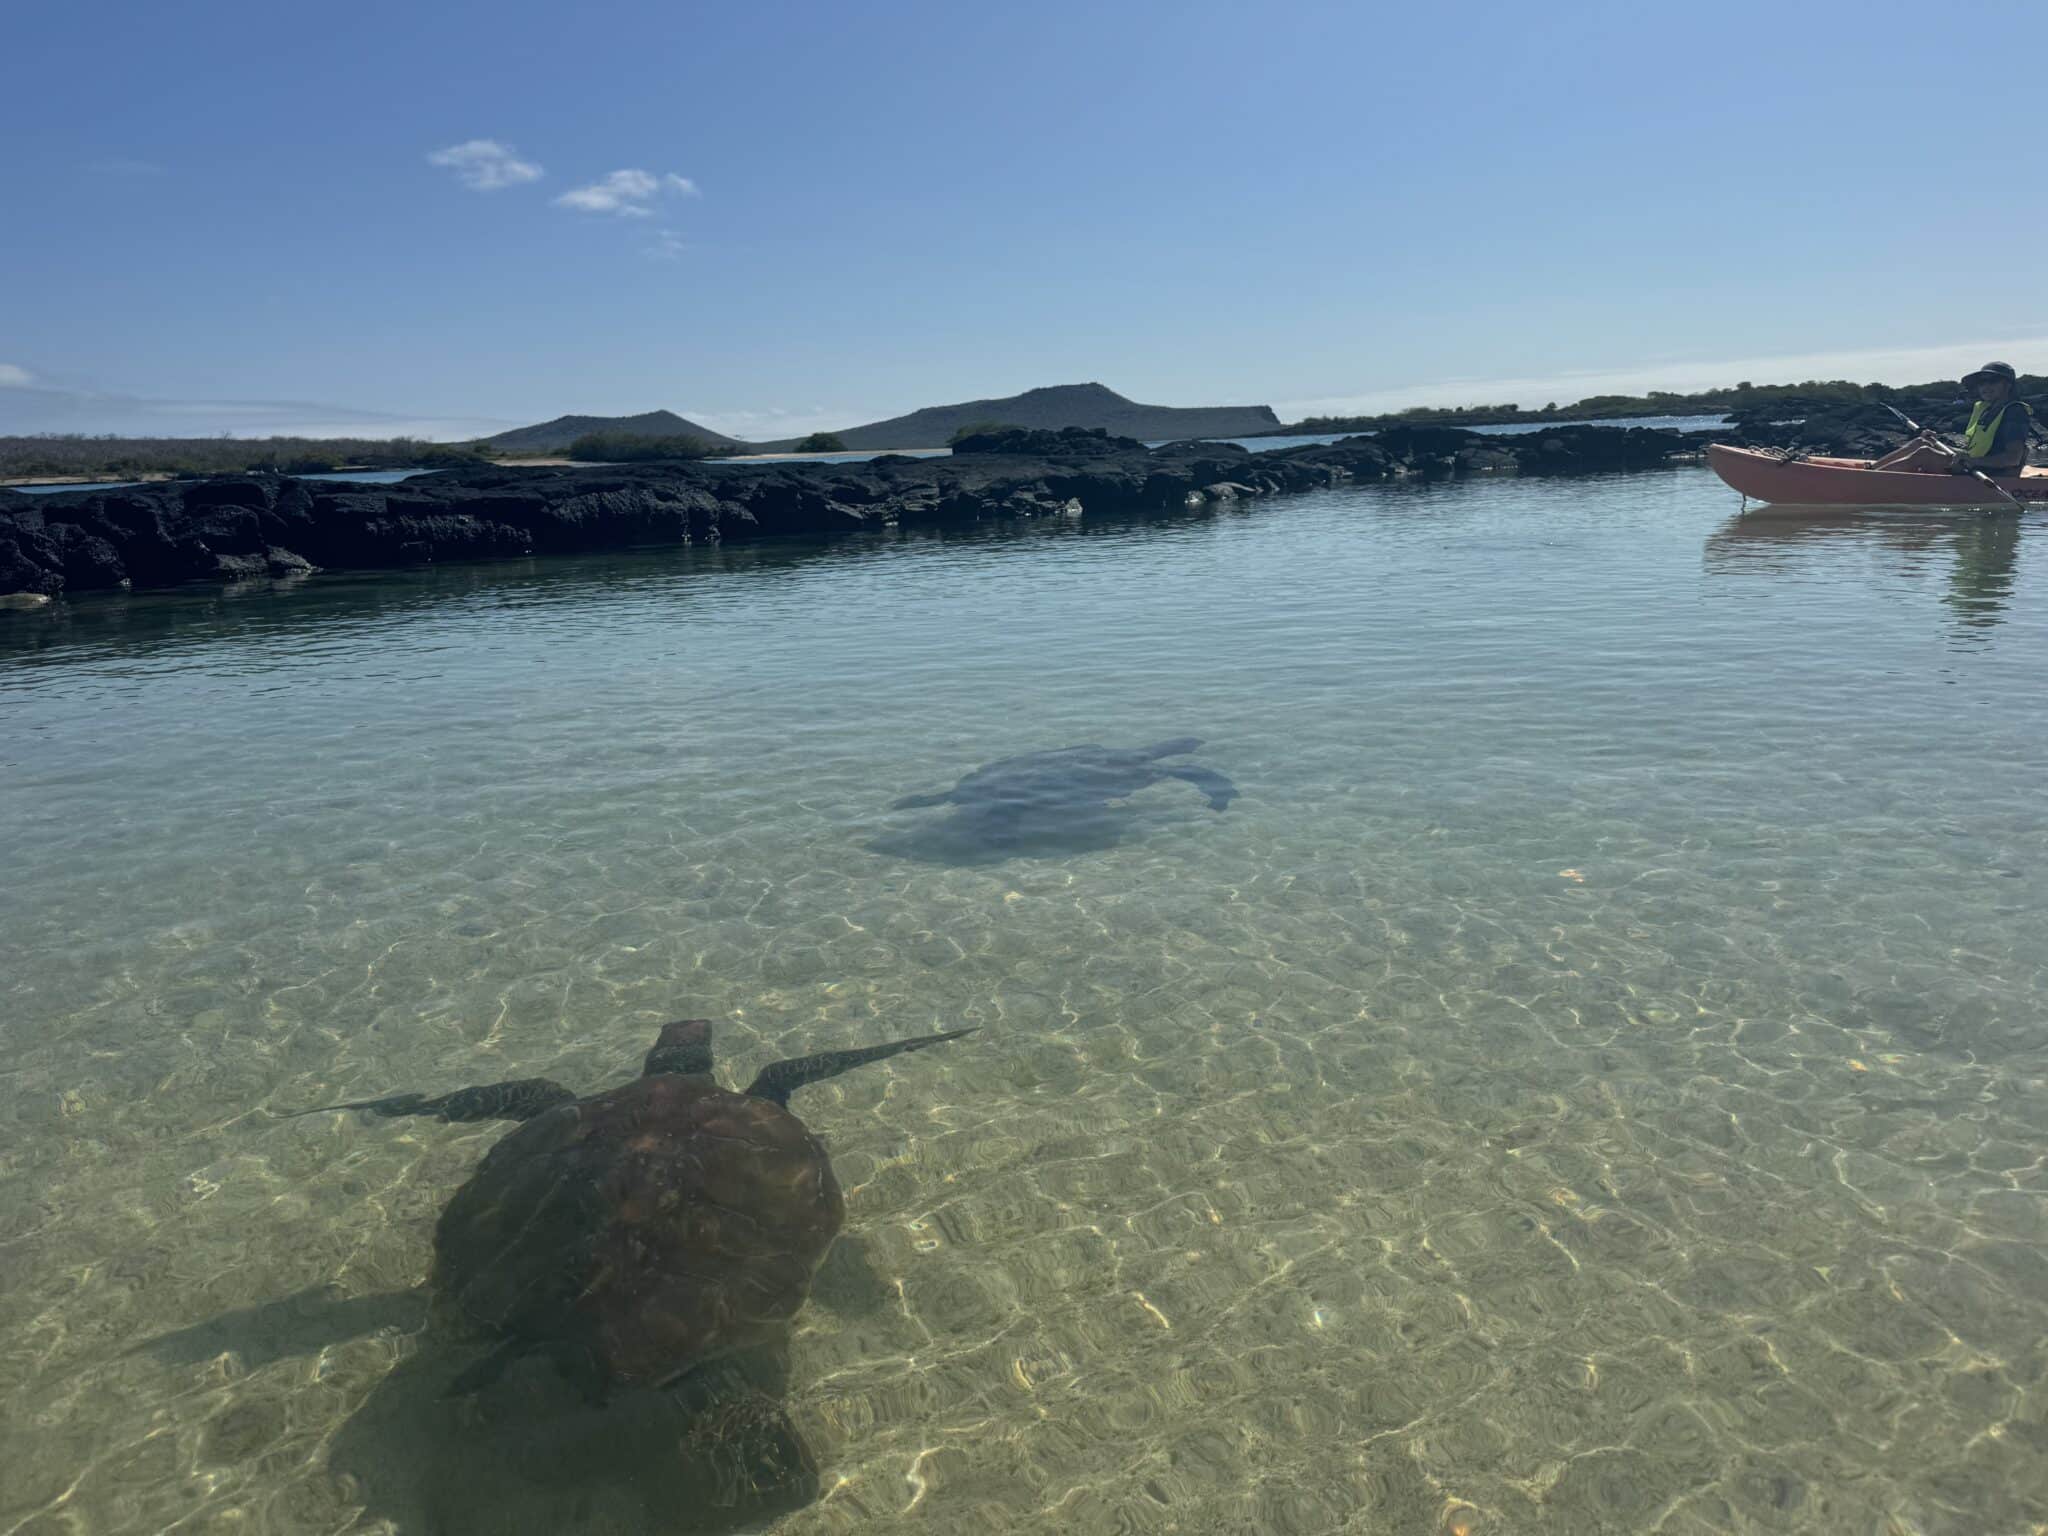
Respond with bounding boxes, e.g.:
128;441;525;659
430;1072;845;1388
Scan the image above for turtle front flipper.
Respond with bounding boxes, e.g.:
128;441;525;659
285;1078;577;1123
890;789;954;810
1162;764;1239;811
743;1028;975;1106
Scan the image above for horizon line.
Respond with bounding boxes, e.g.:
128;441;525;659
6;334;2042;443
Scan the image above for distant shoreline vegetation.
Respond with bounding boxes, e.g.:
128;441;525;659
0;434;488;483
1278;373;2047;435
8;369;2040;484
561;431;724;463
947;422;1017;445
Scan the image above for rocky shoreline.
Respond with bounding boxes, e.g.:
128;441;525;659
0;425;1708;599
1720;391;2047;462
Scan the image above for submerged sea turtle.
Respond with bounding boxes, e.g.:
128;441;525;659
294;1019;972;1400
893;736;1239;824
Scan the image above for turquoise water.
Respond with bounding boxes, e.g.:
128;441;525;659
10;480;159;495
2;469;2045;1535
8;468;441;497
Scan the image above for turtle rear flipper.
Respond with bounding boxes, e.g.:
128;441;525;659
663;1350;816;1511
685;1389;819;1511
285;1078;577;1124
1162;764;1239;811
744;1028;975;1106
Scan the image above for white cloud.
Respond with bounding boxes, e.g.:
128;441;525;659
684;404;851;442
556;169;657;213
0;364;34;387
556;168;698;217
1276;335;2048;420
428;139;543;191
646;230;687;261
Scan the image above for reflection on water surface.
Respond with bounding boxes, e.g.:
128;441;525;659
1704;504;2028;644
3;471;2046;1534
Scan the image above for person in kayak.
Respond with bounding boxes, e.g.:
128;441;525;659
1872;362;2034;478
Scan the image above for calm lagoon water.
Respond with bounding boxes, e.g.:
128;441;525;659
1204;416;1732;451
2;468;2045;1535
8;468;443;496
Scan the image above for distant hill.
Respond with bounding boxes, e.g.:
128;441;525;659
481;410;742;454
762;383;1281;451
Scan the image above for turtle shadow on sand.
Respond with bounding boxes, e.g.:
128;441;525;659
136;1238;897;1374
140;1246;904;1534
142;1018;973;1532
136;1284;430;1371
872;736;1239;865
144;1300;815;1533
325;1338;820;1534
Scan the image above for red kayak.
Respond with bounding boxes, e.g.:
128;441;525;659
1707;443;2048;507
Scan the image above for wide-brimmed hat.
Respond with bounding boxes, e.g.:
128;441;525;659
1963;360;2018;388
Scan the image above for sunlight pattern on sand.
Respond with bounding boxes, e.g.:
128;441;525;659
2;471;2045;1533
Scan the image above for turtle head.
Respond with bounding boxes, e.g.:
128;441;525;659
643;1019;715;1077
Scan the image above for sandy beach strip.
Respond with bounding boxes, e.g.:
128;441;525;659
1;472;173;488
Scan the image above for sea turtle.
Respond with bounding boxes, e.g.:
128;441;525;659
293;1019;972;1401
892;736;1239;827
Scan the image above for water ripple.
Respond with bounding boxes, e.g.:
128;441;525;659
2;472;2046;1532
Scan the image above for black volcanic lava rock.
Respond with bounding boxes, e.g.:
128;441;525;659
1723;401;1907;457
0;426;1708;597
1502;424;1712;473
56;524;128;589
1723;389;2043;462
0;507;66;596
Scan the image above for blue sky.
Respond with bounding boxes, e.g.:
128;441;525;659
5;0;2044;441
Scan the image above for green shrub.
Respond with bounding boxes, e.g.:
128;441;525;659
565;432;718;463
416;444;490;467
947;421;1017;445
793;432;847;453
0;433;486;480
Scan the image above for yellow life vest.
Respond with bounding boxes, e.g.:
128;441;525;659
1962;398;2032;461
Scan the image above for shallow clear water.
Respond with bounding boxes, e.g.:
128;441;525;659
9;469;437;497
1466;414;1730;437
1204;416;1731;451
3;469;2045;1535
10;481;157;495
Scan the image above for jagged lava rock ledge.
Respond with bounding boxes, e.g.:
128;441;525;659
0;425;1705;598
